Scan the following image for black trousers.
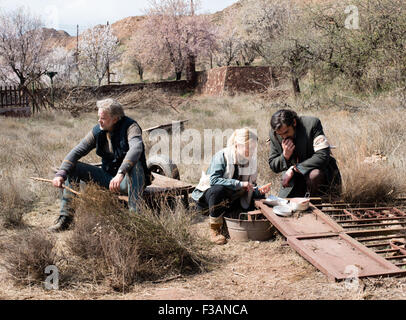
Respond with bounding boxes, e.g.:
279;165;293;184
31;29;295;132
283;168;341;198
197;185;248;218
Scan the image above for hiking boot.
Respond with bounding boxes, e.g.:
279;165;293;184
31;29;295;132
49;215;73;232
209;216;227;245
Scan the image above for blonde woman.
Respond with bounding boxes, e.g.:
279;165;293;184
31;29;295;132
191;128;270;245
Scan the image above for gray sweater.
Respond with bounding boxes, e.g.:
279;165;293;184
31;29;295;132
57;123;143;178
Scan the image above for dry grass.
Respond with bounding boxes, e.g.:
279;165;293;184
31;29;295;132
325;104;406;203
0;229;59;287
340;163;401;203
2;88;405;209
67;183;212;292
0;175;35;227
1;86;406;299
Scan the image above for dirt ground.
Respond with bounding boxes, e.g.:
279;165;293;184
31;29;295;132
1;200;406;301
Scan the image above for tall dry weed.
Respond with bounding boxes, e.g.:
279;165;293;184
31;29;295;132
0;230;59;286
68;183;211;292
340;163;402;203
0;175;35;227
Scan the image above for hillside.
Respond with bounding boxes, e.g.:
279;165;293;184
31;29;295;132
42;15;146;51
42;2;239;51
42;0;331;52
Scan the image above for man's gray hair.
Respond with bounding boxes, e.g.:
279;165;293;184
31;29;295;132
97;98;125;119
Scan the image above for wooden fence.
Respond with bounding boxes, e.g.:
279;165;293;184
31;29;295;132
0;85;31;117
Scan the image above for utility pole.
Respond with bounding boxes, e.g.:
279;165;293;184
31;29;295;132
75;24;79;65
74;24;80;86
106;21;111;85
186;0;197;84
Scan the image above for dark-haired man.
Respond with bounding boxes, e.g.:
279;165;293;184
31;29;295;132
268;109;341;198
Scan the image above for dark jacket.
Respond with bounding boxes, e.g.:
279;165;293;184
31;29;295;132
269;116;341;198
93;116;150;185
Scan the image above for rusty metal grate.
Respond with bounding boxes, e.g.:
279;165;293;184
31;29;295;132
318;205;406;269
256;199;406;281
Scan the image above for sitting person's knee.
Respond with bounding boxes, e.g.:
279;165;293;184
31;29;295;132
210;185;227;193
206;185;230;202
308;169;323;181
306;169;326;193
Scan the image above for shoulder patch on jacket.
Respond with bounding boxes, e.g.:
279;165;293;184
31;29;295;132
313;135;330;152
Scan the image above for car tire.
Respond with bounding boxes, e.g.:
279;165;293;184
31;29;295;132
147;154;180;180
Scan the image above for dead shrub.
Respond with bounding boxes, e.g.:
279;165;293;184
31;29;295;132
68;183;211;292
0;176;35;228
132;198;211;279
340;163;403;203
0;230;59;286
119;88;184;112
55;87;97;117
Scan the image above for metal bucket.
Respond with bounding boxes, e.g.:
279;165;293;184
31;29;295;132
224;215;275;242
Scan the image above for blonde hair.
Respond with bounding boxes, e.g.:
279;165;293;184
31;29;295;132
96;98;124;119
227;127;258;148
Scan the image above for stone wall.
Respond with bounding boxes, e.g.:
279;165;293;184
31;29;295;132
77;80;194;96
196;67;228;95
196;66;277;96
2;68;284;118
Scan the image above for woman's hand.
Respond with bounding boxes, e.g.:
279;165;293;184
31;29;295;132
241;181;254;192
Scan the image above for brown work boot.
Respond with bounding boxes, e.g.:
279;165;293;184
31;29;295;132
48;215;73;232
209;216;227;245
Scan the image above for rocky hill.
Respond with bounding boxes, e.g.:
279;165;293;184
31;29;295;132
42;0;331;51
111;16;146;42
41;28;72;49
42;1;241;51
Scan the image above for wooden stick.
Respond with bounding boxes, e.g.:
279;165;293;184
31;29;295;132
29;177;82;196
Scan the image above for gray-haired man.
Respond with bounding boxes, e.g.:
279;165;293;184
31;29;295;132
50;99;151;232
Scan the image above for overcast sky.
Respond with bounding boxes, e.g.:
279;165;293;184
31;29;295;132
2;0;238;35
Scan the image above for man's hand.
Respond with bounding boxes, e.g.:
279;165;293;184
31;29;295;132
52;176;65;189
282;167;295;188
241;181;254;192
282;138;295;160
109;173;124;193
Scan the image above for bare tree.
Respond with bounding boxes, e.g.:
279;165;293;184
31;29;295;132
0;7;48;87
78;24;120;86
213;10;243;67
125;32;147;82
240;0;292;61
310;0;406;92
237;43;257;66
131;57;145;82
240;0;314;95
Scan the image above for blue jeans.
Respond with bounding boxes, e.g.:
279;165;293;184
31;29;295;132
60;161;145;216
